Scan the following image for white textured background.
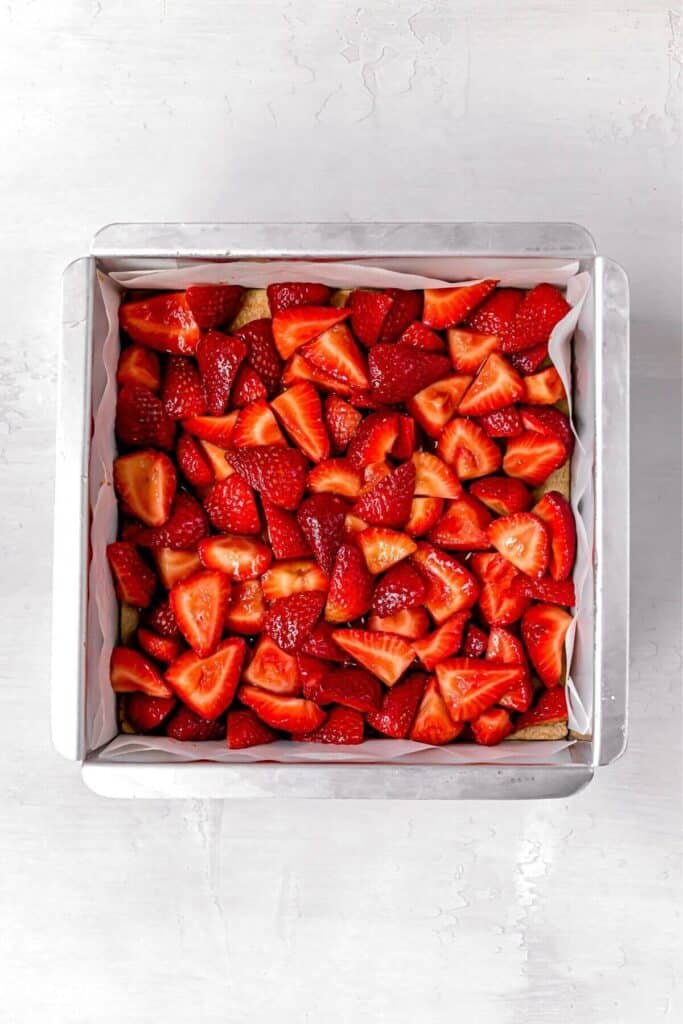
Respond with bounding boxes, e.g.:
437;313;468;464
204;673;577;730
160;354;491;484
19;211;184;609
1;2;681;1022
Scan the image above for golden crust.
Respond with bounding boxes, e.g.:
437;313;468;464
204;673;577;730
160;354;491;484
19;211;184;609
120;604;139;646
534;460;570;501
230;288;270;329
331;288;352;308
507;721;569;741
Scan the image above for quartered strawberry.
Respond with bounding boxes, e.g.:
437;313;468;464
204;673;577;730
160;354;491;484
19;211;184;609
510;343;549;375
136;492;209;550
409;676;464;744
518;576;576;606
243;634;301;694
411;544;479;622
196;330;247;415
366;672;426;737
457;353;524;416
176;432;215;487
462;623;489;658
367;344;452;404
262;499;311;559
423;280;498;330
119;292;201;355
347;411;399;468
531;491;576;580
392;415;417;460
332;628;414;686
117;345;161;392
412;452;462;499
307;459;362;499
185;284;244;328
357;527;417;574
164;705;226;741
238;684;326;733
435;658;525;722
198;445;233;482
231;364;268;407
227;708;277;749
198;535;272;581
361;461;393;493
116;383;175;450
411;611;469;670
304;323;369;389
233;318;283;396
313;666;382;712
379;289;423;343
264;590;326;652
153;548;202;589
261;559;328;601
282;352;351;395
267;281;331;314
144;597;181;638
464;287;524;334
272;305;351;360
137;627;184;664
371;561;426;618
224;580;266;634
485;626;532;712
232;400;286;448
470;707;513;745
523;366;566;405
161;357;207;419
368;607;431;640
503;432;568;486
325;543;375;623
203;474;261;534
113;450;177;527
478;405;524;438
182;411;239;447
110;646;173;698
106;542;157;607
469;552;530;626
296;654;329;699
354;461;416;529
427;495;492;551
271;381;330;463
324;395;363;452
349;290;394;347
437;417;502;479
519;405;574;456
125;692;176;732
469;476;531;516
296;492;349;575
447;328;499;375
488;512;550;579
165;637;246;718
399;321;446;352
169;570;231;657
405;496;445;537
500;283;571;352
514;687;567;730
300;621;347;662
227;445;306;510
521;603;573;687
294;706;364;744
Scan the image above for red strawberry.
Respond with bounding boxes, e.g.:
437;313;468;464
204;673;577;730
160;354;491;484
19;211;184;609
523;366;565;405
164;706;226;741
428;495;492;551
198;535;272;581
238;684;326;733
296;654;328;699
423;280;498;330
117;345;161;392
294;705;363;744
361;461;393;493
366;673;426;737
462;623;489;658
116;383;175;450
307;459;362;499
500;283;571;352
518;576;576;606
113;451;177;527
282;352;352;395
296;493;349;575
227;708;277;749
166;637;246;718
510;343;549;375
368;607;431;640
519;406;574;456
176;432;215;487
106;542;157;607
170;570;231;657
409;677;464;744
300;621;347;662
325;543;374;623
469;477;531;516
224;580;266;634
272;305;351;360
354;461;416;529
185;284;244;328
478;405;524;438
399;321;446;352
196;330;247;415
367;344;451;404
264;590;326;652
137;628;184;664
232;400;286;448
182;411;239;447
203;475;260;533
126;692;176;732
196;440;233;482
437;418;502;479
324;395;363;452
153;548;202;589
485;626;532;712
521;603;573;687
392;415;417;460
464;287;524;334
119;292;201;355
261;559;328;601
488;512;550;579
514;687;567;730
349;290;394;347
144;598;181;638
405;497;445;537
262;499;311;559
469;552;530;626
371;561;426;618
267;282;331;314
304;323;369;389
503;432;568;486
347;412;399;468
407;376;472;439
332;629;414;687
136;492;209;550
243;635;301;695
233;318;283;396
411;611;469;670
412;452;462;498
347;388;390;409
227;445;307;510
411;544;479;622
161;357;207;419
457;353;524;416
531;491;576;580
447;329;499;375
231;364;268;407
271;381;330;463
357;527;417;574
470;707;513;745
379;289;423;343
110;646;173;698
313;666;382;712
435;658;525;722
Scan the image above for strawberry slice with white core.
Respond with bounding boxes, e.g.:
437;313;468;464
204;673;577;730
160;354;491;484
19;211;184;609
404;496;445;537
113;450;177;527
272;305;351;360
422;280;498;330
238;684;326;733
153;548;202;589
411;611;470;671
110;647;173;698
521;603;573;687
469;552;530;626
522;366;566;405
447;329;499;375
307;459;362;499
469;476;532;516
198;535;272;581
488;512;550;579
120;292;201;355
531;491;576;581
331;628;414;687
224;580;266;635
182;412;239;447
407;375;472;439
427;495;492;551
358;527;417;575
165;637;246;719
303;322;369;389
169;570;231;658
409;676;464;744
457;353;525;416
261;559;329;601
410;544;479;623
368;607;431;640
437;418;502;479
243;635;301;695
271;381;330;463
435;658;525;722
412;452;463;499
503;432;568;487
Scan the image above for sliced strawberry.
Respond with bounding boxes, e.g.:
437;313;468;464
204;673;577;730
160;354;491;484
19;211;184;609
379;289;423;343
116;383;175;450
523;366;566;405
264;590;326;652
164;706;226;741
153;548;202;589
227;445;306;509
521;603;572;687
470;707;513;745
437;418;502;479
423;280;498;330
488;512;550;579
144;598;181;638
518;576;576;606
361;461;393;493
261;559;328;601
233;318;282;396
366;673;426;737
485;626;532;712
447;328;499;375
106;542;157;607
119;292;201;355
304;323;369;389
478;405;524;438
294;706;364;744
519;406;574;456
262;499;311;559
428;495;492;551
136;492;209;550
110;646;173;698
266;282;331;314
198;440;233;482
182;411;239;447
503;432;568;486
464;287;523;334
282;352;351;395
469;552;530;626
411;544;479;622
409;677;464;744
185;284;244;328
137;628;184;664
117;345;161;392
514;687;567;730
198;535;272;581
368;607;431;640
238;684;326;733
300;621;347;662
203;475;261;534
371;561;426;618
271;381;330;463
510;343;549;375
325;543;375;623
407;376;472;439
243;635;300;695
231;364;268;407
313;666;382;712
411;611;470;670
227;708;277;749
435;658;525;722
224;580;266;634
531;491;576;580
296;654;329;699
469;477;531;516
272;305;351;360
324;395;363;452
392;415;417;460
331;629;414;687
404;496;444;537
166;637;246;718
368;344;452;404
458;353;524;416
462;623;489;658
349;290;394;347
126;692;176;732
176;432;215;487
296;493;350;575
161;356;206;419
399;321;446;352
196;330;247;415
307;459;362;499
357;527;417;574
354;461;416;529
113;450;177;527
231;400;286;448
347;412;399;468
169;570;231;657
412;452;463;498
500;283;571;352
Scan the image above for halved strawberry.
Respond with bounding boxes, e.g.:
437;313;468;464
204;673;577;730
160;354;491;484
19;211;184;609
503;432;568;486
488;512;550;579
136;492;209;550
182;412;239;447
169;570;230;657
176;432;215;487
297;654;330;700
500;283;571;352
185;284;244;328
117;345;161;392
331;629;414;686
462;623;489;658
304;323;369;389
464;287;523;334
297;493;349;575
478;405;524;438
469;476;531;516
531;490;576;580
233;318;282;396
406;376;472;439
125;692;176;732
470;707;513;745
300;621;347;662
365;673;426;737
238;684;326;733
485;626;532;712
161;356;206;419
437;418;502;479
153;548;202;589
106;542;157;607
271;381;330;463
144;598;180;638
522;366;566;405
137;627;184;664
266;282;331;314
264;590;326;651
359;462;391;496
324;395;363;452
379;289;423;343
227;445;307;509
261;559;328;601
412;452;463;499
457;353;524;416
113;450;177;527
435;658;525;722
203;475;261;534
196;331;247;415
243;634;300;695
197;440;233;481
428;495;492;550
409;676;464;744
357;527;417;575
423;280;498;330
411;611;470;670
227;709;277;749
325;543;374;623
313;666;382;712
347;413;399;470
513;687;567;730
392;415;417;460
521;603;573;687
116;383;175;450
447;329;499;375
165;637;246;718
519;406;574;456
231;364;267;407
368;607;431;640
198;535;272;581
262;499;311;559
231;400;286;448
371;561;426;618
294;705;364;744
272;305;351;360
399;321;446;352
164;706;226;741
354;461;415;529
111;647;174;698
411;544;479;622
404;496;444;536
368;345;452;404
518;576;576;606
349;290;393;346
282;352;351;395
224;580;266;634
307;459;361;499
119;292;201;355
469;552;530;626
